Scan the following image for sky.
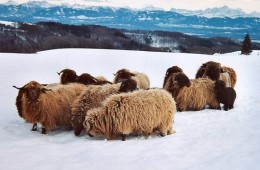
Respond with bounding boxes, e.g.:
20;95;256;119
2;0;260;13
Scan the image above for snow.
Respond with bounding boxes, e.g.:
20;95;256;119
0;49;260;170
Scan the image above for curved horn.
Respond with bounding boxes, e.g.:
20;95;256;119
13;85;22;90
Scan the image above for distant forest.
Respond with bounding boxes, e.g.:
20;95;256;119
1;22;260;54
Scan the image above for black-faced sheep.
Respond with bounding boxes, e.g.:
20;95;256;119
113;68;150;90
165;72;220;111
19;81;86;134
214;80;236;111
163;66;183;88
84;89;176;141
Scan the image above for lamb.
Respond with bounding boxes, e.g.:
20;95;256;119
165;72;220;111
214;80;236;111
18;81;86;134
70;79;137;136
84;89;176;141
163;66;183;88
195;61;237;88
58;68;112;85
113;68;150;90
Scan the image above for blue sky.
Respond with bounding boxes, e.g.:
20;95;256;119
2;0;260;13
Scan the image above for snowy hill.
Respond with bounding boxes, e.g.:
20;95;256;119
0;49;260;169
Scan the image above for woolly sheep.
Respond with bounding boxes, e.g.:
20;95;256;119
215;80;236;111
19;81;86;134
13;83;60;131
163;66;183;88
165;72;220;111
84;89;176;141
113;68;150;90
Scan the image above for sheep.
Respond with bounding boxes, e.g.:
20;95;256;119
70;79;138;136
214;80;236;111
19;81;86;134
76;73;112;85
84;88;176;141
58;68;112;85
57;68;78;84
196;62;237;88
13;83;60;131
165;72;220;111
113;68;150;90
195;61;221;79
163;66;183;88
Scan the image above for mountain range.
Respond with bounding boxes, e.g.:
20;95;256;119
0;1;260;41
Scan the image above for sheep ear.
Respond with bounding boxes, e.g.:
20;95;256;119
13;86;22;90
113;73;116;76
57;72;61;75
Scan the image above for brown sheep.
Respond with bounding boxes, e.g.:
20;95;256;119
166;72;220;111
84;89;176;141
13;83;60;131
57;68;77;84
20;81;86;134
70;79;138;136
196;62;237;88
195;61;221;79
113;68;150;90
76;73;112;85
163;66;183;88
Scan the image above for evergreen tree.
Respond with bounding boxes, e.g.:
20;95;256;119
241;33;252;55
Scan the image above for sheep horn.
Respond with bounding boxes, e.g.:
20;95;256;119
57;72;61;75
13;85;22;90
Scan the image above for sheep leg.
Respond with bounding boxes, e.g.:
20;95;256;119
42;127;47;134
31;123;37;131
121;134;127;141
224;104;229;111
74;125;84;136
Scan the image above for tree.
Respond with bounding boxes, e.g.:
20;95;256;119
241;33;252;55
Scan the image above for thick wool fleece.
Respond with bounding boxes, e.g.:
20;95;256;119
22;82;86;132
84;89;176;140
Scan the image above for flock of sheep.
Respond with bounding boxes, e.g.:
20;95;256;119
13;61;237;141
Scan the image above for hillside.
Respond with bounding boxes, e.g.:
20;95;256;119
1;21;260;54
0;49;260;170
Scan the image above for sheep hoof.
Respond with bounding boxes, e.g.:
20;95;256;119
31;123;37;131
160;133;166;137
74;125;83;136
121;134;126;141
42;128;47;134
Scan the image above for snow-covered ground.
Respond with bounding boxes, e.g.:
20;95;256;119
0;49;260;170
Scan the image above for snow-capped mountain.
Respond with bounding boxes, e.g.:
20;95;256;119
0;2;259;40
170;6;260;18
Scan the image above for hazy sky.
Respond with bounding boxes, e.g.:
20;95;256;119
2;0;260;13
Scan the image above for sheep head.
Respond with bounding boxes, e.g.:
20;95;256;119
23;81;50;101
119;79;138;93
163;66;183;87
58;69;77;84
114;69;134;83
175;73;191;88
76;73;97;85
